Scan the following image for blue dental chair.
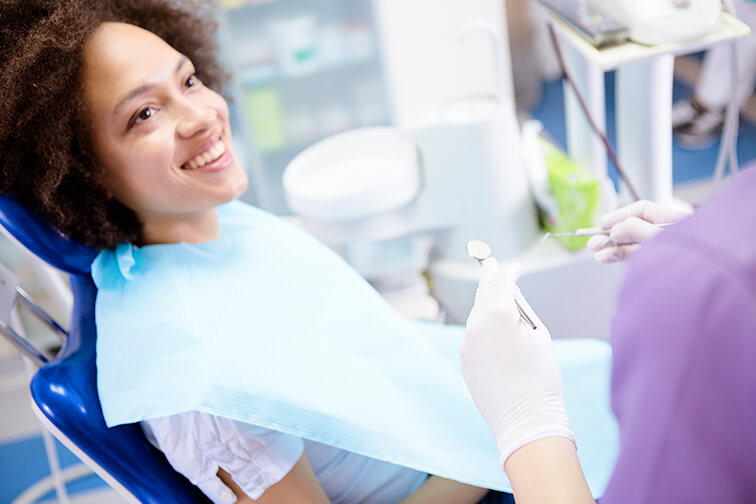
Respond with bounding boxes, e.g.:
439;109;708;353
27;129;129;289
0;195;212;503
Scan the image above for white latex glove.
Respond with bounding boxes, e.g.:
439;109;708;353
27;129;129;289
461;258;574;468
587;200;691;263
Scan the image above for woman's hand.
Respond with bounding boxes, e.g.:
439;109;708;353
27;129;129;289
461;258;574;467
398;476;488;504
587;200;691;263
219;454;330;504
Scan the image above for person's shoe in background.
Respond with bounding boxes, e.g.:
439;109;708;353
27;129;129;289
672;97;707;131
674;103;726;150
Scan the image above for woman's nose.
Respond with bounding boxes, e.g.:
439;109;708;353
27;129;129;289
176;103;217;138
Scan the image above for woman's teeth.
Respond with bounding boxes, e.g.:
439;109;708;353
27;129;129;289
183;139;226;170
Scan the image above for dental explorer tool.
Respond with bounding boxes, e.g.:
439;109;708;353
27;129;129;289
543;222;673;240
466;240;538;331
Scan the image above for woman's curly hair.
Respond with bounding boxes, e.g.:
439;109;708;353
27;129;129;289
0;0;228;249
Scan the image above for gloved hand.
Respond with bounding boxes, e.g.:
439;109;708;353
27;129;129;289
461;258;574;468
587;200;691;263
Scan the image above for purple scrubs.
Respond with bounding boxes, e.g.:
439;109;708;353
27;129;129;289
602;165;756;502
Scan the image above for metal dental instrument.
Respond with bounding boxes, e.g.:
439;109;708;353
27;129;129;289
545;226;613;239
544;222;673;240
466;240;538;330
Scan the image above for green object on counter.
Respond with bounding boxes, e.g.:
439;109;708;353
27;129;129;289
243;87;286;153
539;138;601;251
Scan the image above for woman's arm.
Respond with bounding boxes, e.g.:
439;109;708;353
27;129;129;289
218;453;330;504
222;457;488;504
398;475;488;504
504;438;593;504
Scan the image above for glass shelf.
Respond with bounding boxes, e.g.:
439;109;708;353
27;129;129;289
218;0;392;214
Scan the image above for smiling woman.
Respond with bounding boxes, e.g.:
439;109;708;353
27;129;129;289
0;1;506;503
0;0;230;249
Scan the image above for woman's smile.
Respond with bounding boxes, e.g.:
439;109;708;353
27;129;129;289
181;136;228;170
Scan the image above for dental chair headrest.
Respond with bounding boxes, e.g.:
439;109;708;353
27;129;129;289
0;195;96;275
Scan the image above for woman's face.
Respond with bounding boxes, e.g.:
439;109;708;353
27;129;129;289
82;22;248;244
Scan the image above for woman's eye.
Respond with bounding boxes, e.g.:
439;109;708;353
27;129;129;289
137;108;153;121
185;74;197;88
128;107;155;129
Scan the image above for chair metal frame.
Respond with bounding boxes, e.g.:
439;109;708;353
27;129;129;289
0;195;213;504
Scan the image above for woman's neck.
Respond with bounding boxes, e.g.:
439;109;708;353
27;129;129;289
140;208;221;245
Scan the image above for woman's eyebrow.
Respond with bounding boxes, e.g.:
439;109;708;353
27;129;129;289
112;56;190;116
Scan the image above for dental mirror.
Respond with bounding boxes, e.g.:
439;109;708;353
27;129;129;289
466;239;492;264
466;239;537;330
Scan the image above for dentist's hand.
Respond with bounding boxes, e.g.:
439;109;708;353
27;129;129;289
461;258;574;468
587;200;691;263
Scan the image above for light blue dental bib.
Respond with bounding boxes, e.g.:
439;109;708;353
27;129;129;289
93;200;618;495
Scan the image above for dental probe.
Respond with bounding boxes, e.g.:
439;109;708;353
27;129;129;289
466;240;538;331
544;222;674;239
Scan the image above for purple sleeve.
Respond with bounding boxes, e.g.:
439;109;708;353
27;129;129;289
601;239;756;502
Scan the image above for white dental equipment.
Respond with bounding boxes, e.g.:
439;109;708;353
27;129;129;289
537;0;630;47
466;240;538;330
283;0;540;323
536;0;722;48
544;0;749;212
281;0;747;337
588;0;722;46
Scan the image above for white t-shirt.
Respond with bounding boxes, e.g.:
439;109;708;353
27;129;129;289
141;411;427;503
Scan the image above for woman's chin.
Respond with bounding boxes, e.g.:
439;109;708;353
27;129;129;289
227;168;249;201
